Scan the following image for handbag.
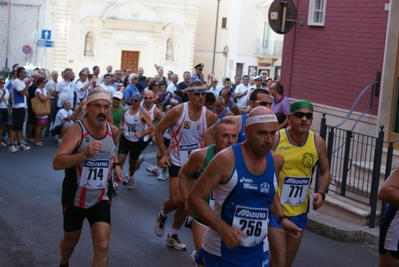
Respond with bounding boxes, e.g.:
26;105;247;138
31;95;51;116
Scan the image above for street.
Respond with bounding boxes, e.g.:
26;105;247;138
0;137;379;266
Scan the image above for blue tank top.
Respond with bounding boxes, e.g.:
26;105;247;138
237;114;247;143
202;144;277;259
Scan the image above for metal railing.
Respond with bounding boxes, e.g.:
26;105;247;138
319;116;384;228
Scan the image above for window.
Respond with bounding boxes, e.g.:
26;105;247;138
308;0;327;26
262;22;270;49
222;17;227;29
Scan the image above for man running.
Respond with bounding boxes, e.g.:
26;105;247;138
52;88;123;267
188;106;301;267
118;92;153;189
269;100;331;267
179;118;238;262
153;80;217;250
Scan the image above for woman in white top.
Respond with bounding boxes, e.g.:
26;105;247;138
34;77;49;146
0;77;10;146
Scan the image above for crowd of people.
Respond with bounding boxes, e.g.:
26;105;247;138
3;61;393;267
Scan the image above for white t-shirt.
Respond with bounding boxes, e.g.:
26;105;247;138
235;83;251;108
45;80;57;99
166;83;177;94
0;89;10;109
56;80;75;108
100;83;116;96
53;108;73;128
76;80;90;101
35;88;48;118
12;78;27;109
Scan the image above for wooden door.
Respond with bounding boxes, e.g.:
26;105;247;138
121;51;139;73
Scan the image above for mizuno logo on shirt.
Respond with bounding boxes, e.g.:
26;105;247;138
84;160;109;168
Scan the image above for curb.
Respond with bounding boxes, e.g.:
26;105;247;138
306;209;379;246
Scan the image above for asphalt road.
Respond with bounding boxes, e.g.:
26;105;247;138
0;136;379;266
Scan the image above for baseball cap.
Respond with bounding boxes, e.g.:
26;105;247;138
113;91;123;100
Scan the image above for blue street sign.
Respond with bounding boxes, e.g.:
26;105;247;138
41;30;51;40
37;39;54;48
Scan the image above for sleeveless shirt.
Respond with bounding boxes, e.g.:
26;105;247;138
142;103;156;142
123;107;145;142
237;114;247;143
169;102;207;167
202;144;277;258
62;120;115;209
274;129;319;216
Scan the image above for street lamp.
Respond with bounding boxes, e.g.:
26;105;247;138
212;0;221;73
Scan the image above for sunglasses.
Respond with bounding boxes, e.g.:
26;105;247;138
213;81;218;83
144;97;153;100
0;82;5;84
132;99;140;102
113;98;120;101
193;92;206;96
254;100;272;107
292;112;313;120
133;77;138;80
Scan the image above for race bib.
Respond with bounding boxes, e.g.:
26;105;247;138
280;176;310;205
80;160;110;188
209;192;215;210
232;205;268;247
179;143;199;165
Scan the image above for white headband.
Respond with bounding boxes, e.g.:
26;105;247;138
87;92;111;104
246;114;278;126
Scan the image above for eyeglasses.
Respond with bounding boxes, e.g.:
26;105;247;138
132;99;140;102
193;92;206;96
144;97;153;100
292;112;313;120
254;100;272;107
113;98;120;101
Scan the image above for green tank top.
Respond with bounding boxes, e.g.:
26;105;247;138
111;104;124;128
192;144;217;179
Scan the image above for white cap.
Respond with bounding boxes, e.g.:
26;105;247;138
112;91;123;99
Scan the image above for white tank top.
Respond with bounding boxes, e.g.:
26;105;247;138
169;102;207;167
142;103;156;142
123;107;146;142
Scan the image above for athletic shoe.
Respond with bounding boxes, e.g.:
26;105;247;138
137;155;145;170
166;234;187;251
154;207;168;236
158;172;167;181
1;142;7;147
18;144;30;151
8;145;18;153
146;165;159;176
57;139;62;146
127;176;135;190
190;250;199;266
113;182;119;194
122;173;129;185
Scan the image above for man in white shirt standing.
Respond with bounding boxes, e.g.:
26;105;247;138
234;75;251;109
44;70;58;136
100;74;116;96
166;73;179;94
9;67;31;152
56;68;76;114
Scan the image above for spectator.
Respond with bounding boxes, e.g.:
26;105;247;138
52;100;75;146
124;73;140;106
0;78;9;146
33;77;49;146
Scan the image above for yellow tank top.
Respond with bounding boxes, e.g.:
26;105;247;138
275;129;319;216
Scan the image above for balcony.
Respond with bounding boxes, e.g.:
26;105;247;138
255;39;283;60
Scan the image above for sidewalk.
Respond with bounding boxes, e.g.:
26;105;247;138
306;209;379;246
